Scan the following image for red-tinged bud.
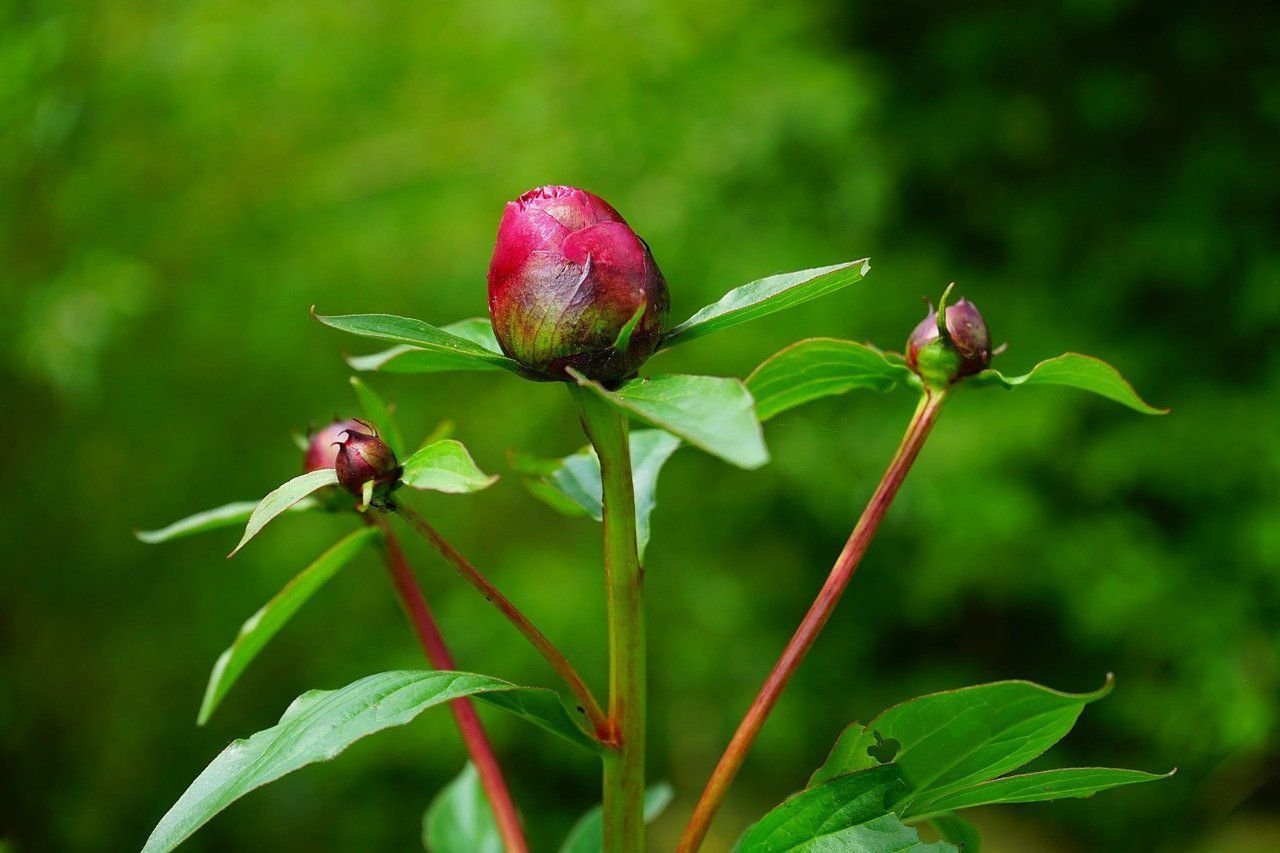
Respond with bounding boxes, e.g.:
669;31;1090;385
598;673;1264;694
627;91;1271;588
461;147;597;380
906;294;992;386
487;185;670;383
303;418;369;473
334;428;402;501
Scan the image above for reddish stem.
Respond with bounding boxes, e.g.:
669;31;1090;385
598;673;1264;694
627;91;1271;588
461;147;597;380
391;501;611;741
678;390;947;851
374;517;529;853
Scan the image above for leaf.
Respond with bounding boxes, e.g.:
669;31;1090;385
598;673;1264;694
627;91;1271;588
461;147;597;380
662;259;871;349
569;372;768;470
135;499;318;544
349;376;406;458
143;670;600;853
736;765;953;852
228;469;340;557
746;338;916;421
515;430;682;557
400;440;499;494
930;814;981;852
198;528;378;725
915;767;1174;816
422;763;502;853
810;678;1115;815
559;784;675;853
324;313;520;375
977;353;1166;415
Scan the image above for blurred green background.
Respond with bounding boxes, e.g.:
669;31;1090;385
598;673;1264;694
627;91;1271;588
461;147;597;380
3;1;1278;850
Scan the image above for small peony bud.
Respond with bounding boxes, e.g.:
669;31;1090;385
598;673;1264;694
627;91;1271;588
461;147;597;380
334;428;402;501
906;296;992;385
303;418;369;473
487;185;670;383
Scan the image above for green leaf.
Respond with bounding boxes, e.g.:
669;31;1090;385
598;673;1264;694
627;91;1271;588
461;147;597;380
569;372;768;470
746;338;916;421
400;440;499;494
135;498;318;544
915;767;1174;815
977;353;1166;415
737;765;953;852
810;678;1115;815
228;469;340;557
325;313;520;375
198;528;377;725
422;763;502;853
515;430;682;557
930;814;980;852
349;376;406;458
559;783;675;853
143;670;600;853
662;259;871;349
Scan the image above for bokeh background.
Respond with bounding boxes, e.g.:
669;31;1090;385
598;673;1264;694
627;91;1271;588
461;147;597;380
3;1;1278;850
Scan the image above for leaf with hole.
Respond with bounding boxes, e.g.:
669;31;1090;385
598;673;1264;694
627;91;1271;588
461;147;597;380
810;678;1115;815
513;429;681;557
736;764;953;852
422;763;502;853
199;527;378;725
559;783;674;853
228;469;340;557
662;259;870;349
143;670;600;853
400;440;499;494
317;312;521;374
747;338;916;421
135;499;318;545
569;372;767;470
976;353;1166;414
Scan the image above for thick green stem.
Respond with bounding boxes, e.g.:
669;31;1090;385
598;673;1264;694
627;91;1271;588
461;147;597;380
678;389;948;851
572;386;646;853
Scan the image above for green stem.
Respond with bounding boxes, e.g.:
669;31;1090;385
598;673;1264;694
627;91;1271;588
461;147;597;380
571;386;646;853
678;389;948;851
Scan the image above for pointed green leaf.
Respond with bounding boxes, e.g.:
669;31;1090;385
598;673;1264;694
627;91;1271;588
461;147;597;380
737;765;953;852
143;670;600;853
977;353;1166;414
930;814;980;852
915;767;1174;816
558;783;674;853
135;499;318;545
569;372;768;470
746;338;916;421
228;469;339;557
349;376;406;458
317;312;521;374
514;430;682;558
400;440;499;494
811;678;1115;815
423;763;502;853
199;528;378;725
662;259;871;349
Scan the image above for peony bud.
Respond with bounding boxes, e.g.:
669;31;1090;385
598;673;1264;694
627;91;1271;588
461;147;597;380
334;428;402;501
303;418;369;473
906;296;992;385
487;185;670;382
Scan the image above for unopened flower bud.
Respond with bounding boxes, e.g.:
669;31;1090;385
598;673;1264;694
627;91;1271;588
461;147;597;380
487;185;670;382
303;418;369;473
906;296;992;385
334;428;402;501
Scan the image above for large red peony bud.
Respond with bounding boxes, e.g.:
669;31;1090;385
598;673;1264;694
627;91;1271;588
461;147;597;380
302;418;369;473
487;185;670;382
906;297;992;385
